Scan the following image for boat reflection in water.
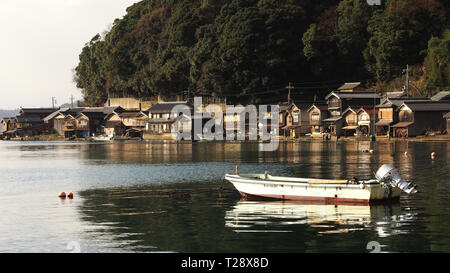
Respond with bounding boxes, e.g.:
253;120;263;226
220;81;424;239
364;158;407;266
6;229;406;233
225;199;417;237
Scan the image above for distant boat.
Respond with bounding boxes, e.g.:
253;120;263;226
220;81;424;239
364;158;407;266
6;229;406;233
224;164;417;204
92;134;113;141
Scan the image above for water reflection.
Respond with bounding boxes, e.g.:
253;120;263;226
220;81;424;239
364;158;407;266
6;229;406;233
0;140;449;252
225;200;416;238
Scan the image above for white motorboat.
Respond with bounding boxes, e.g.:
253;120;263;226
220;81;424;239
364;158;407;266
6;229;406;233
224;164;417;204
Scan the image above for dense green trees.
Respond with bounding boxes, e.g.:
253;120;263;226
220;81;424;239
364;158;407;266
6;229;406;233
365;0;447;82
75;0;448;106
422;30;450;95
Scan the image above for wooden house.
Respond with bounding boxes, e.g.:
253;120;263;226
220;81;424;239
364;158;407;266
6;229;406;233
47;106;125;137
103;113;126;137
11;108;58;136
60;115;77;137
223;107;247;139
51;108;85;136
325;91;381;116
324;90;380;136
341;108;358;136
307;104;329;134
119;111;149;128
1;117;16;133
375;97;431;136
391;101;450;137
356;107;378;136
75;111;106;137
283;102;312;138
1;117;17;138
145;101;193;139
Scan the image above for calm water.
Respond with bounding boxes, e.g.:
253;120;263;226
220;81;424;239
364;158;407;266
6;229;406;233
0;140;449;253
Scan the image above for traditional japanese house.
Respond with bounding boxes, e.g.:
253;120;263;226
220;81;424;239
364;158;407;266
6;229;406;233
61;114;77;137
51;108;85;136
325;91;381;116
341;108;358;136
375;97;431;136
1;117;16;133
12;108;59;136
324;90;380;136
47;106;125;137
223;107;247;139
1;117;17;138
356;107;378;136
392;101;450;137
119;111;149;128
75;111;105;138
146;101;193;138
103;112;126;137
307;104;329;134
283;102;312;138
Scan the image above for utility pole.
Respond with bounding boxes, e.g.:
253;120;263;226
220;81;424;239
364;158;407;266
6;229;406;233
70;95;74;108
286;82;293;104
405;64;409;97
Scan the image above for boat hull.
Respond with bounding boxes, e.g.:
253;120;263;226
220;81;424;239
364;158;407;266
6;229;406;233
225;174;401;204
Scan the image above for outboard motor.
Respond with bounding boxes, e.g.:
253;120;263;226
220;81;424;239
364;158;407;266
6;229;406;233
375;164;418;194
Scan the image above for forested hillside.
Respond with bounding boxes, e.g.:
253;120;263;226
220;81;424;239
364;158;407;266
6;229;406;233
74;0;449;106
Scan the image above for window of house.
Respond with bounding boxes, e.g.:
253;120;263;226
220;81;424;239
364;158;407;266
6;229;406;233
311;113;320;121
331;111;340;116
293;112;299;123
360;114;369;121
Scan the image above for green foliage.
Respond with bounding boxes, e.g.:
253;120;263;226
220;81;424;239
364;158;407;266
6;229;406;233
365;0;447;81
422;31;450;96
74;0;448;105
302;0;374;80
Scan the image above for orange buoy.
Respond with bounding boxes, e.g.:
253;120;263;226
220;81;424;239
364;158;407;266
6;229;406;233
67;192;74;199
58;192;66;198
431;152;436;159
404;151;409;157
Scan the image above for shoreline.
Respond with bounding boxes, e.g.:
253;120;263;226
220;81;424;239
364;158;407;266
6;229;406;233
1;134;450;143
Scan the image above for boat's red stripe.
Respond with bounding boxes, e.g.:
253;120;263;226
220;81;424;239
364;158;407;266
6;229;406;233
238;192;399;205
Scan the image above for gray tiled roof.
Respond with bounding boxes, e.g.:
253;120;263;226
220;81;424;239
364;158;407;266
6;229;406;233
20;108;59;115
431;91;450;101
15;115;42;123
402;101;450;112
338;82;361;90
147;102;192;113
325;91;381;100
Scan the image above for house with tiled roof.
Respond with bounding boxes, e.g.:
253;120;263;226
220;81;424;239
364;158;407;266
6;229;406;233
392;101;450;137
307;103;329;134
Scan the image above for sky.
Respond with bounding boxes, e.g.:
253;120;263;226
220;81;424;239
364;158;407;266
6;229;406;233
0;0;138;109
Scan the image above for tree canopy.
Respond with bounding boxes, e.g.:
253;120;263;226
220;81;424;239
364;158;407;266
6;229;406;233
75;0;449;106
